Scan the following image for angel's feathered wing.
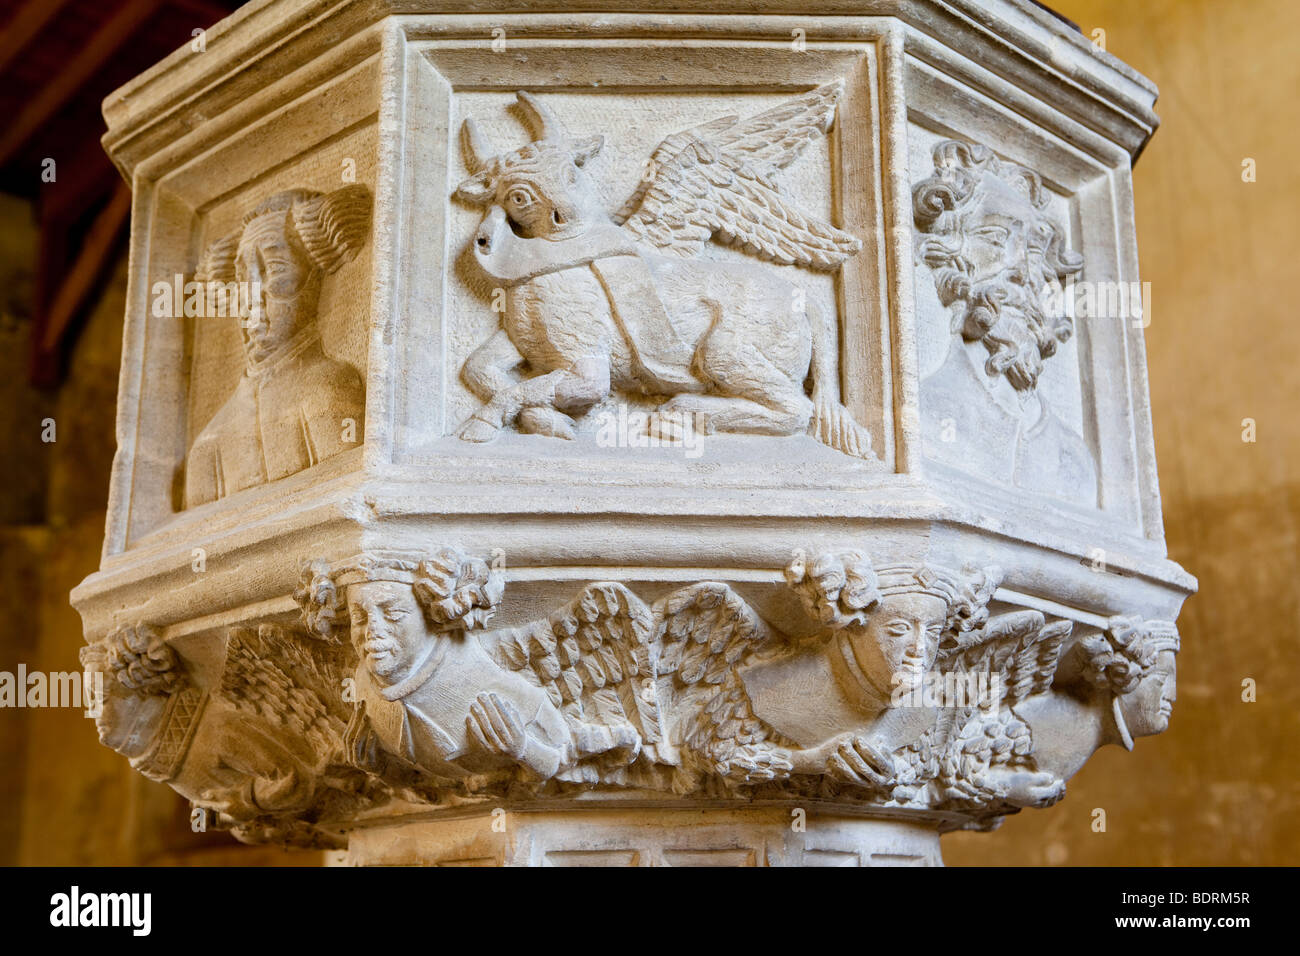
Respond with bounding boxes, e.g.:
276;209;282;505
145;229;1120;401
493;583;663;781
615;83;862;270
218;623;353;760
940;609;1073;708
655;583;793;784
917;611;1072;809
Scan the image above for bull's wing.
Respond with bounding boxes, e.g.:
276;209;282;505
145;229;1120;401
939;610;1072;709
615;83;862;270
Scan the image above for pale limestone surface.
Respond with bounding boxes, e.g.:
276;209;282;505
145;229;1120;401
73;0;1194;865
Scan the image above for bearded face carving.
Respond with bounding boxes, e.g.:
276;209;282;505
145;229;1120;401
914;142;1083;392
913;140;1098;504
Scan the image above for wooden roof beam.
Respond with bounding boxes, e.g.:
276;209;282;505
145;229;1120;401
0;0;164;169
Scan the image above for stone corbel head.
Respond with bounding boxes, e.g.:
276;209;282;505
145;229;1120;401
197;184;371;365
913;139;1083;392
79;623;204;782
80;624;184;753
295;549;504;691
1080;616;1180;747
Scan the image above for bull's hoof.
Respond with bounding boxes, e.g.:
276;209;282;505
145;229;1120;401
458;417;502;443
647;407;697;444
518;406;577;440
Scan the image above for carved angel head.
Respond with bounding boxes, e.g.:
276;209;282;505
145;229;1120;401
79;624;185;754
197;185;371;364
787;551;1001;708
848;567;963;700
294;550;504;688
913;140;1083;392
1117;649;1177;741
454;91;606;243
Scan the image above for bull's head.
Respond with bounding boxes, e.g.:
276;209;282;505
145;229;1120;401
455;92;606;252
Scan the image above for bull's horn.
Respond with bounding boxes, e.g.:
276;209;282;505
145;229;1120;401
461;117;495;173
516;90;568;141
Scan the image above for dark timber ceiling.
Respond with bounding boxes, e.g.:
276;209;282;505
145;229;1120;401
0;0;245;384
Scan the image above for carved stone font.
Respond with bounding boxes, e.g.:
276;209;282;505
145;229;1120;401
75;0;1193;865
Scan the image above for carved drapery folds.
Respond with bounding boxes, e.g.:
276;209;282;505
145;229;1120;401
81;549;1181;845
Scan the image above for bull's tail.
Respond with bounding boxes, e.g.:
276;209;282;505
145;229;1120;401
806;301;876;461
810;399;875;460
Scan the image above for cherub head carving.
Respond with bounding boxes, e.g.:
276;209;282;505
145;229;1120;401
913;140;1083;392
1081;617;1180;745
295;550;504;687
197;185;371;365
786;551;1000;706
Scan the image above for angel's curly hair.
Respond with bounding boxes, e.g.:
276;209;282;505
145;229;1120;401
411;549;503;632
293;548;504;640
784;549;1000;636
784;549;881;629
293;560;347;643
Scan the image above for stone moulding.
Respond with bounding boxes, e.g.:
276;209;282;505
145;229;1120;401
75;0;1193;865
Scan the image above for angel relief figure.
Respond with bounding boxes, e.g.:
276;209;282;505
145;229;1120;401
294;550;664;788
655;551;1073;813
293;545;1073;814
452;84;876;459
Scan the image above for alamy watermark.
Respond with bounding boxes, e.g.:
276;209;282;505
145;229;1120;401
1044;278;1154;329
594;404;705;459
891;671;1004;710
0;664;102;717
49;886;151;936
151;275;262;320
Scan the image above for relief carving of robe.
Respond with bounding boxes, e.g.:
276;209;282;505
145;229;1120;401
185;330;364;507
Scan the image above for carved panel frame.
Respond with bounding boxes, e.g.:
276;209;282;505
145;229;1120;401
903;33;1163;544
378;20;912;478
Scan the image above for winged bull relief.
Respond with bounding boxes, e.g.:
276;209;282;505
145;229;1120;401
453;84;875;459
